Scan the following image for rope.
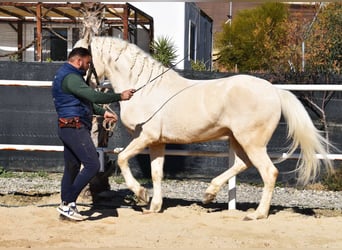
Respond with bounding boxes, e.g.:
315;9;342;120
135;57;186;93
0;40;35;58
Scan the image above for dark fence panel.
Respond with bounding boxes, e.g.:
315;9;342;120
0;62;341;184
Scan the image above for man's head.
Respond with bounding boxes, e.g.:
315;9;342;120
68;47;92;72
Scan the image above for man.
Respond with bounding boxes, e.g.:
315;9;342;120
52;47;134;221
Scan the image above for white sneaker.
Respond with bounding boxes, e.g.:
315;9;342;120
57;202;85;221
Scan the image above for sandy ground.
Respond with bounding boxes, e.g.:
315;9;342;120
0;192;341;248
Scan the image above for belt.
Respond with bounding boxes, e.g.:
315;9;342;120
58;117;82;129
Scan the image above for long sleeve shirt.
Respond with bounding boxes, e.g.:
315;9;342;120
62;74;121;116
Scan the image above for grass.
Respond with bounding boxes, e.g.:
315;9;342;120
0;167;49;179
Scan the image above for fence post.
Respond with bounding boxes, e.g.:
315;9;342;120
228;143;236;210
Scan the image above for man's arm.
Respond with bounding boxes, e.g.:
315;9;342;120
62;74;122;103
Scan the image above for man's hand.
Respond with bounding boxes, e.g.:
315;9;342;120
120;89;135;100
104;111;118;122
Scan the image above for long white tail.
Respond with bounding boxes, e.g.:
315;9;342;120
277;89;334;185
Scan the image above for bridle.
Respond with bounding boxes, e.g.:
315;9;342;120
86;44;100;87
86;44;116;133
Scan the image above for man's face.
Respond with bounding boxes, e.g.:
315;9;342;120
76;55;91;71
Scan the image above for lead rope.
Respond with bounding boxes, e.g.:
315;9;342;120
134;57;186;93
86;45;187;132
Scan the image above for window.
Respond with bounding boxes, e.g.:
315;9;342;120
189;21;196;61
72;28;81;47
35;28;67;61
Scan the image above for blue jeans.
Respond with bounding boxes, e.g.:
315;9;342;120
58;126;100;203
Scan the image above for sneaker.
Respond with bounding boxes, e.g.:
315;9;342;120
57;202;85;221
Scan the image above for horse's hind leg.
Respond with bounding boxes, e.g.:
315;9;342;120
242;147;278;220
203;137;252;204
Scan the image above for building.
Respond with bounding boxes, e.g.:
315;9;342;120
0;2;213;70
131;2;213;70
0;2;154;62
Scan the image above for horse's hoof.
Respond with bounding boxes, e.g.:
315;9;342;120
243;212;267;221
142;208;157;214
243;215;254;221
203;193;216;204
137;187;149;205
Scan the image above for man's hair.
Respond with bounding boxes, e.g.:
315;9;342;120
68;47;91;60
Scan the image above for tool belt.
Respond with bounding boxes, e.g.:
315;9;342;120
58;117;82;129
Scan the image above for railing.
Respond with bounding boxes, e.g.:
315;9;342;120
1;80;342;210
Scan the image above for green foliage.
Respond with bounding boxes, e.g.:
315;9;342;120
215;2;288;72
190;60;207;71
0;166;15;178
305;2;342;74
9;54;19;62
150;36;178;67
322;167;342;191
215;2;341;74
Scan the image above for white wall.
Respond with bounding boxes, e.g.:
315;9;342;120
0;23;18;61
129;2;186;69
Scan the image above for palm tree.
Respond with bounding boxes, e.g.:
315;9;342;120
150;36;178;67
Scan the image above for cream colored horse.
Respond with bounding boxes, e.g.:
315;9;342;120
75;36;333;220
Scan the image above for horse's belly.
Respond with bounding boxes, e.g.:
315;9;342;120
159;116;229;143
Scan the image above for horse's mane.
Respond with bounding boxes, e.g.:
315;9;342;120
89;36;181;87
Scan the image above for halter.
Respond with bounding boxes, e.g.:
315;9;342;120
86;44;117;134
86;44;100;86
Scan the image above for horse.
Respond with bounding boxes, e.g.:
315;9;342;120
75;36;333;220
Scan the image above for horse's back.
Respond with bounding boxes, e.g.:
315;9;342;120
147;74;282;144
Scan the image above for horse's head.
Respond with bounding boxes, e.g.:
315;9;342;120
74;36;173;92
79;2;104;43
73;37;107;87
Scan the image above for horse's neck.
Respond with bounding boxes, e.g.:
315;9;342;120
90;36;191;93
104;53;188;93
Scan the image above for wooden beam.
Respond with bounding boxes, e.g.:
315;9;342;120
49;7;77;21
17;20;23;61
35;3;42;62
14;5;35;16
123;6;128;40
0;7;25;20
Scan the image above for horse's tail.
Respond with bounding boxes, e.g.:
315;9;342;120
277;88;334;185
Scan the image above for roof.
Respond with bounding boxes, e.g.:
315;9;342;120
0;2;153;26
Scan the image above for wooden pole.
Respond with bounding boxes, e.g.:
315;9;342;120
36;3;42;62
123;5;128;40
17;21;23;61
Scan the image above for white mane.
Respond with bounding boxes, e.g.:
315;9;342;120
76;36;181;92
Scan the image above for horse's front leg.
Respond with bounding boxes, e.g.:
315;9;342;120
117;137;149;205
143;144;165;213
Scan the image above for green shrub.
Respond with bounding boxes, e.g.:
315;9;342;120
190;60;207;71
322;167;342;191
